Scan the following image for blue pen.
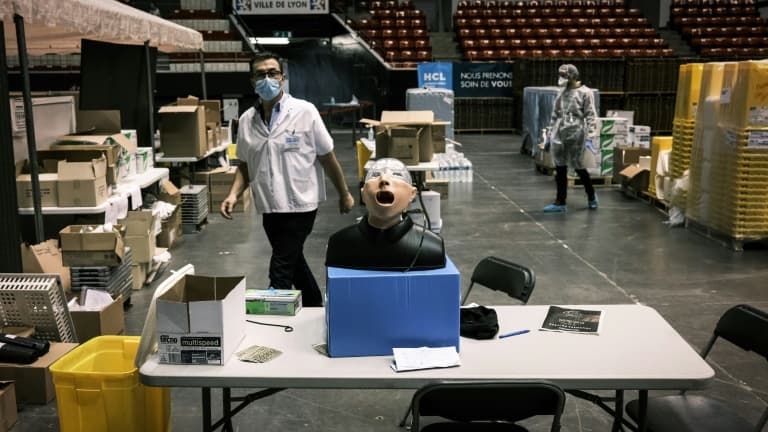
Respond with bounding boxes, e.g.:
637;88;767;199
499;329;530;339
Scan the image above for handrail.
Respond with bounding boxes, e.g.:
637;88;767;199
228;11;259;55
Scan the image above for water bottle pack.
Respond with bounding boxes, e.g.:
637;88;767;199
433;151;473;183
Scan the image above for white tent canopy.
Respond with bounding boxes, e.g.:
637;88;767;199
0;0;203;54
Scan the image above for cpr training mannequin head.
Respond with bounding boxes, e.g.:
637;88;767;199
362;158;416;230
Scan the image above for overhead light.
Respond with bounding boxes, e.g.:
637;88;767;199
249;37;290;45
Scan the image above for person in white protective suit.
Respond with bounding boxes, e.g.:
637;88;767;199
543;64;600;212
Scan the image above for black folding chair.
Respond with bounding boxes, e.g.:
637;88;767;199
461;256;535;306
626;304;768;432
399;257;536;428
410;381;566;432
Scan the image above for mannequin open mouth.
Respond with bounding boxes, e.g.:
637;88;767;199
375;190;395;205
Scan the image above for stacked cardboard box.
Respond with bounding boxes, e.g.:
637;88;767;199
595;117;630;177
194;167;250;213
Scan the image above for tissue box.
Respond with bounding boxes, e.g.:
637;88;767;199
326;257;460;357
245;289;302;315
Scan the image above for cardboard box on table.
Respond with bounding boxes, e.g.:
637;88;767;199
59;225;125;267
70;294;126;343
16;173;58;208
56;156;109;207
41;133;135;186
360;111;449;165
0;381;17;432
325;257;461;357
158;105;207;158
0;343;78;404
178;96;222;150
156;275;245;365
21;240;71;293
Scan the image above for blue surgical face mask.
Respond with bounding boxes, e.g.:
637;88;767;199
254;77;281;101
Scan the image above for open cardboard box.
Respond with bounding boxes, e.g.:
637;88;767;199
0;343;78;404
156;275;245;365
59;224;125;267
360;111;449;164
21;240;71;293
70;293;125;343
57;155;109;207
159;105;207;158
619;164;650;195
0;381;16;432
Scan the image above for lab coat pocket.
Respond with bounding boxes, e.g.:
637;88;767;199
281;129;307;152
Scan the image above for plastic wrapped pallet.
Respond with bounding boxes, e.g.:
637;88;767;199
720;60;768;130
406;88;455;140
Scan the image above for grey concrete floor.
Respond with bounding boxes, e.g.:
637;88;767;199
13;132;768;431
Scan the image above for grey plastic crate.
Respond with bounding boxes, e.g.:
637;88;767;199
0;274;76;342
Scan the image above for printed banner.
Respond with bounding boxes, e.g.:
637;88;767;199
452;63;514;97
234;0;329;14
417;62;453;89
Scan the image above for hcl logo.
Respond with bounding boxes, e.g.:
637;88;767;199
424;72;446;81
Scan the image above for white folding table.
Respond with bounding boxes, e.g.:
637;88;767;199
140;304;714;432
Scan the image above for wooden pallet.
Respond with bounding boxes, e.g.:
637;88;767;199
641;191;671;213
685;218;768;252
567;175;614;188
534;162;554;176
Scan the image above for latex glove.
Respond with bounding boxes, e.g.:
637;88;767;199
585;139;599;155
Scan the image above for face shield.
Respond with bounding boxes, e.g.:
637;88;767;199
364;158;413;185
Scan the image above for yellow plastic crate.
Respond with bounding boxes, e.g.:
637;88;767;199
649;136;673;196
674;63;704;121
720;60;768;130
50;336;170;432
227;143;237;160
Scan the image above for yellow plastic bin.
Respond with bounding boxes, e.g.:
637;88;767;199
50;336;170;432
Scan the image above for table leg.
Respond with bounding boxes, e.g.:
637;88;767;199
612;390;625;432
637;390;648;432
202;387;212;432
223;387;234;432
352;108;358;147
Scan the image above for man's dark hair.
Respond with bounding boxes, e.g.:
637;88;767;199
251;51;284;73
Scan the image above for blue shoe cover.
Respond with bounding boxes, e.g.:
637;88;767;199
588;195;599;210
543;203;567;213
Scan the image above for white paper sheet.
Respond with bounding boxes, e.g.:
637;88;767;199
391;346;460;372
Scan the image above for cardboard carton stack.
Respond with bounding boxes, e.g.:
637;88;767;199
360;111;448;165
41;133;135;187
595;116;629;178
669;63;704;209
194;167;250;213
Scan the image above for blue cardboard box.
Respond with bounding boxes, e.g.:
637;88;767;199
325;257;460;357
